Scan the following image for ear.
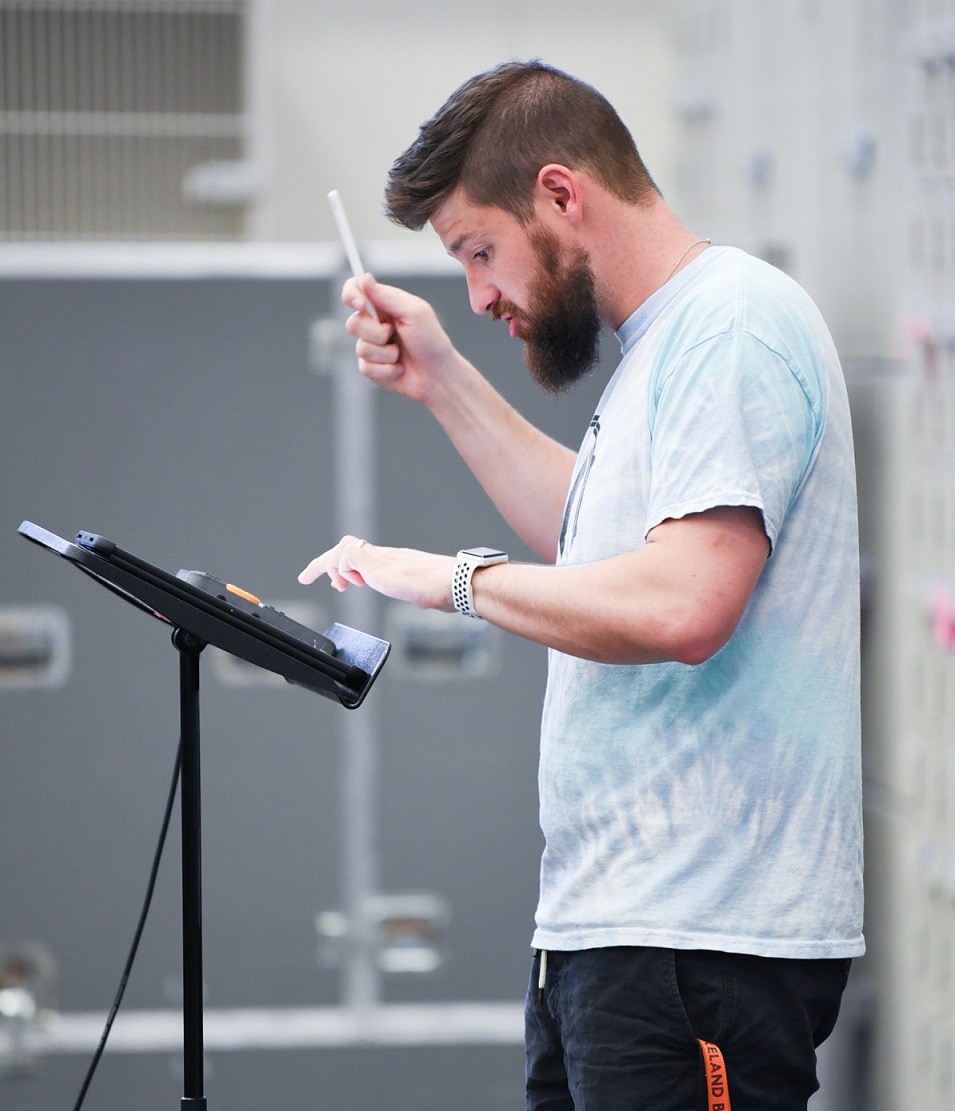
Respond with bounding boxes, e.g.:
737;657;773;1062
535;164;584;223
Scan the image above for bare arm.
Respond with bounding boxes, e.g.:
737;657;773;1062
471;507;770;663
299;505;770;666
345;276;575;560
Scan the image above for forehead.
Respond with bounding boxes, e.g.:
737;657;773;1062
431;190;522;255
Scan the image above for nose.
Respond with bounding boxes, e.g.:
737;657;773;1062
466;271;498;316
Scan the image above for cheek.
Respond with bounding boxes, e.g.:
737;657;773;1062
515;270;544;316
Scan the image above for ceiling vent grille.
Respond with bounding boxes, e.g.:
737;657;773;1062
0;0;249;240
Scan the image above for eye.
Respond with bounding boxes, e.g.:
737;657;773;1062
473;247;490;262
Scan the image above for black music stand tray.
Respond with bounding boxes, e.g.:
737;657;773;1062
18;521;390;1108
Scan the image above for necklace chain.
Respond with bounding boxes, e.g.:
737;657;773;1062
665;238;711;284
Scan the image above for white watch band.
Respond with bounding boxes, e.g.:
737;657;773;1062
452;547;508;619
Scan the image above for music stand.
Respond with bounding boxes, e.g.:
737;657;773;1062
18;521;390;1108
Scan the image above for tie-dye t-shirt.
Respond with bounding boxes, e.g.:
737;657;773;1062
532;246;864;959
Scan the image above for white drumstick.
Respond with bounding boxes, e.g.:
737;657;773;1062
327;189;379;321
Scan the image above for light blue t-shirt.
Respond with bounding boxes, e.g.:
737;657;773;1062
532;246;864;959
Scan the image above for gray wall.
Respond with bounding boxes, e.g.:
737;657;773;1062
0;263;608;1108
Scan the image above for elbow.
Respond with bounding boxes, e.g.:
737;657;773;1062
673;638;723;667
664;615;736;667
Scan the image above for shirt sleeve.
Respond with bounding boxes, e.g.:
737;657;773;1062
645;329;824;552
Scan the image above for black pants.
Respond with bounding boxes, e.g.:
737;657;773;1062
525;946;851;1111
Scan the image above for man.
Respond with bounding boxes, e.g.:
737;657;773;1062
299;61;863;1110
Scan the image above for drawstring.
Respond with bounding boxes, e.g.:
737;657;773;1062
537;949;548;1003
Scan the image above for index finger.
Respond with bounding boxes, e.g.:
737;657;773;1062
298;535;367;589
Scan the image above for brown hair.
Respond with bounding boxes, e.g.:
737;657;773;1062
384;60;660;231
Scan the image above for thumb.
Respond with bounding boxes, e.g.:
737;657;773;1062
360;274;418;322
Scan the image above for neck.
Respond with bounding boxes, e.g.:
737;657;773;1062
588;195;708;329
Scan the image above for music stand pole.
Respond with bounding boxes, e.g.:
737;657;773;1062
174;627;207;1109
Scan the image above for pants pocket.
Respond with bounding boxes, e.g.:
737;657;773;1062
671;948;732;1045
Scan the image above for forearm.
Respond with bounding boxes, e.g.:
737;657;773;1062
469;557;706;665
468;509;769;664
426;354;577;560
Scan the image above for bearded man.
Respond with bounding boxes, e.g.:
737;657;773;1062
299;60;863;1111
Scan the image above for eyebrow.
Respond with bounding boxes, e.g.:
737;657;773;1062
448;230;477;257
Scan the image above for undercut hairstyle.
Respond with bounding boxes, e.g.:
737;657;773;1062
384;60;661;231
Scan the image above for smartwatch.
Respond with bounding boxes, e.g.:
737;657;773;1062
452;546;508;619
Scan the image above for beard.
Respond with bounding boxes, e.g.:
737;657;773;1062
495;226;603;394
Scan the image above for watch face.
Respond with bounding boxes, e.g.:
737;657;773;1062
462;547;507;560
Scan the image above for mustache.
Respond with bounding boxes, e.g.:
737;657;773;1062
492;301;519;322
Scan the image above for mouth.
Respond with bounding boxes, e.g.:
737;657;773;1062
494;305;524;340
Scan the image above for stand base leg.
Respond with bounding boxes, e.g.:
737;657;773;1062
181;1100;208;1108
